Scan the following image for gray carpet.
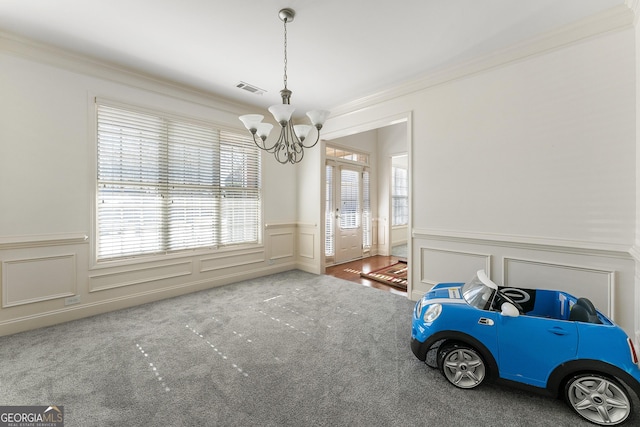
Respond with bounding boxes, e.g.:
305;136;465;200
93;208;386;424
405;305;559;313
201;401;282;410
0;270;592;426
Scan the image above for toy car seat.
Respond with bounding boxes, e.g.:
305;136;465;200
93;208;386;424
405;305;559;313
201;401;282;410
569;297;602;324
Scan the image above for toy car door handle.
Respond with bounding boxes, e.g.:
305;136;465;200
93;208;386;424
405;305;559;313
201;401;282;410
548;326;569;336
478;317;494;326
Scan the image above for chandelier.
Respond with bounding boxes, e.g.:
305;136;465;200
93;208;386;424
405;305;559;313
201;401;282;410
239;8;330;164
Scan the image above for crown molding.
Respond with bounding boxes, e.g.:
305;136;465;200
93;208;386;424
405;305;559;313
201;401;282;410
330;3;635;118
0;30;258;116
626;0;640;24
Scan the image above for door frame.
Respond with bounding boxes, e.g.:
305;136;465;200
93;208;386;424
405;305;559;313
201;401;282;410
320;112;412;296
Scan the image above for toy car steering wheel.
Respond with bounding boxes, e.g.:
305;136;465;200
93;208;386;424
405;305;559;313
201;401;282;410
495;290;524;314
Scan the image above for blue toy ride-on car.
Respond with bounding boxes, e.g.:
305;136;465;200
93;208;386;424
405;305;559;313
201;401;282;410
411;270;640;426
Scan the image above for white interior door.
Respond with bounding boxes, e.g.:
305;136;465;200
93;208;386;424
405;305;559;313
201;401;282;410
335;167;363;264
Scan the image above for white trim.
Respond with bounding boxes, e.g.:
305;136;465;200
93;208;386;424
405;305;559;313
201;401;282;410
0;233;88;249
413;228;632;259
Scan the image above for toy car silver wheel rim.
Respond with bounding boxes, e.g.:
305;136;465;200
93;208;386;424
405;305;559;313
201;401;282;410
566;375;630;425
442;348;485;389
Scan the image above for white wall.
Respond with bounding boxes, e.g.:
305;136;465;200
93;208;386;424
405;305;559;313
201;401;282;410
0;35;304;336
323;11;639;338
635;4;640;347
295;131;323;274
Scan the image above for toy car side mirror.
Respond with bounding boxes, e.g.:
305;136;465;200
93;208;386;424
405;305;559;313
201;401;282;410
501;302;520;317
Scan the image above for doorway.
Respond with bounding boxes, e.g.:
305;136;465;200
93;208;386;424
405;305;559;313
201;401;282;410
325;158;370;265
321;114;411;294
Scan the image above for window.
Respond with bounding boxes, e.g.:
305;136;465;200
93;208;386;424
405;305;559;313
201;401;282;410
392;166;408;226
325;164;335;257
340;169;360;229
326;146;369;164
96;101;261;261
362;170;371;248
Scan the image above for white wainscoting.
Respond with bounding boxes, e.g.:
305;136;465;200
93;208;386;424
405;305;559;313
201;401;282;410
265;223;296;265
298;232;314;260
89;260;193;292
296;223;320;274
414;247;491;300
0;229;300;336
2;254;77;307
200;248;265;273
270;232;294;260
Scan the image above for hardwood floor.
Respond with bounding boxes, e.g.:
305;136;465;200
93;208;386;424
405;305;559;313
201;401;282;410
324;255;408;296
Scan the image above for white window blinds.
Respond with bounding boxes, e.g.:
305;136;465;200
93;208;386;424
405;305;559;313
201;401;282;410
362;169;371;248
325;164;335;257
392;166;408;226
96;102;261;261
340;168;360;229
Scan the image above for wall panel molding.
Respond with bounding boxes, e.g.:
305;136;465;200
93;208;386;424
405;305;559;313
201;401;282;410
89;260;193;292
298;232;315;260
2;254;77;307
269;232;294;261
503;257;615;318
200;249;265;272
418;246;491;288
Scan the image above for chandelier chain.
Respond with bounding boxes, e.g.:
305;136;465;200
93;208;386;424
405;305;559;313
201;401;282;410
283;17;288;90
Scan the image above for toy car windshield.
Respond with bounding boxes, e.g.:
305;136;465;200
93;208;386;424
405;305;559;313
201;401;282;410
462;270;498;311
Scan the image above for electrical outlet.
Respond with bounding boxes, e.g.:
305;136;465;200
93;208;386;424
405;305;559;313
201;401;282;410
64;295;81;306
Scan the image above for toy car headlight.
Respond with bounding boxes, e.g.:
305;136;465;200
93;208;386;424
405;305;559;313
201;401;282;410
423;304;442;323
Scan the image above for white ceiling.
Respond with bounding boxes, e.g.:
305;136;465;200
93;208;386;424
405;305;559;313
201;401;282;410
0;0;626;116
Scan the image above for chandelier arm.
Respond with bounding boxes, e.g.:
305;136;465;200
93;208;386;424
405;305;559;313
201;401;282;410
274;139;290;163
299;130;321;149
251;133;268;151
292;143;304;163
252;132;280;154
260;129;283;153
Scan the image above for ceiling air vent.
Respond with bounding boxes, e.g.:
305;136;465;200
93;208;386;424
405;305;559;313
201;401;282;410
236;81;265;96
